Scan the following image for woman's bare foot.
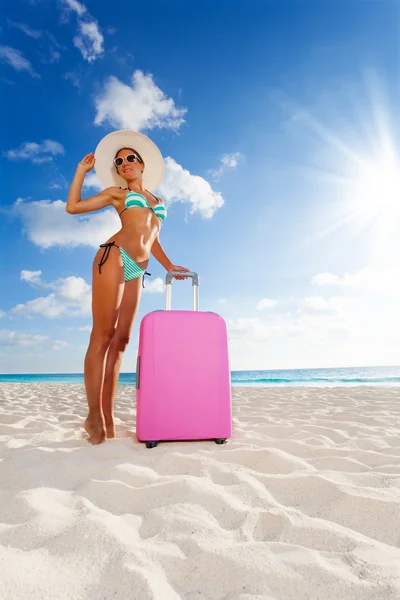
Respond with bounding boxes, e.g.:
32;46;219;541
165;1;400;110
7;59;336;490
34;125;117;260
84;412;107;445
104;418;116;439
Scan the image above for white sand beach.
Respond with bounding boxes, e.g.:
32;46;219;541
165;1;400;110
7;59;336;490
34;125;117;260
1;384;400;599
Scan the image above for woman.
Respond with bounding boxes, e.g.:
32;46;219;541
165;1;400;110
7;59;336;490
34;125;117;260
66;130;190;445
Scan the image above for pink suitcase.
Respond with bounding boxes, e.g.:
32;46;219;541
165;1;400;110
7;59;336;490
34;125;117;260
136;271;232;448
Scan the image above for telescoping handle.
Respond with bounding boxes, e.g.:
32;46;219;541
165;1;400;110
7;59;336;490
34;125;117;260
165;271;199;311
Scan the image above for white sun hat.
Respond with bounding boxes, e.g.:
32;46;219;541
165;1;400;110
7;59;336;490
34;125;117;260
94;130;164;192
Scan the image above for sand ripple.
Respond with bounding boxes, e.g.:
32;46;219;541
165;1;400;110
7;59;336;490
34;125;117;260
1;384;400;599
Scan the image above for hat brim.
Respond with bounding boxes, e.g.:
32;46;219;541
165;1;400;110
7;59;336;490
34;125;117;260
94;130;164;192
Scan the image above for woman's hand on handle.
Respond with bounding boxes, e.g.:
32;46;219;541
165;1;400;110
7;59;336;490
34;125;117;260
77;153;95;174
170;266;191;280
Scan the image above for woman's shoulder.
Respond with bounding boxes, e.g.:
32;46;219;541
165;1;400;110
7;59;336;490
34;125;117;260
103;186;127;197
98;187;127;209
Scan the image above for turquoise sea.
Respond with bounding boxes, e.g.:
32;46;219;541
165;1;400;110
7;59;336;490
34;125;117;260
1;366;400;386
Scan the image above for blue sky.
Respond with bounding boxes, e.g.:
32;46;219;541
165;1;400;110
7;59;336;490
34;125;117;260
1;0;399;373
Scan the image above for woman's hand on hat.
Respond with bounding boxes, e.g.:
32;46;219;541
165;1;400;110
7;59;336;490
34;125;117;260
77;153;95;174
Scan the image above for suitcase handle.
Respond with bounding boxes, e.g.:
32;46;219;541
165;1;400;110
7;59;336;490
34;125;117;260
165;271;199;311
165;271;199;285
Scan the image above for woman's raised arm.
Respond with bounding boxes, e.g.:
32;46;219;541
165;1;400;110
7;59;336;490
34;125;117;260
66;152;117;214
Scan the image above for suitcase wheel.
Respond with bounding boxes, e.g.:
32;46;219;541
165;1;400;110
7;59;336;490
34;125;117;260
214;438;227;445
145;441;159;449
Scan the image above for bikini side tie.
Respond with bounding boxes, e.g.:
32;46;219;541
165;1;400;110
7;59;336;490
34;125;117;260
98;242;118;274
142;271;151;288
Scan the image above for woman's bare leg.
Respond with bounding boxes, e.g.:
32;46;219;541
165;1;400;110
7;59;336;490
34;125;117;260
102;275;143;438
84;247;124;444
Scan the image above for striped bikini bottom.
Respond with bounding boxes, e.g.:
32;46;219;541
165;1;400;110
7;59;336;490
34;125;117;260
98;242;151;287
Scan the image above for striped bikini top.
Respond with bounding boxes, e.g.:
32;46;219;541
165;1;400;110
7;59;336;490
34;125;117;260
119;189;167;222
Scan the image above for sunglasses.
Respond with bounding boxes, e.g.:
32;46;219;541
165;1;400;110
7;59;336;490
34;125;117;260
113;153;143;168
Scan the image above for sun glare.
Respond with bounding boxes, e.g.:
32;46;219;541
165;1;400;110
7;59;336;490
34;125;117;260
298;73;400;257
352;161;400;220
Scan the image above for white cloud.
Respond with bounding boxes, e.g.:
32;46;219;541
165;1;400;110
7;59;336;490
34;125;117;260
55;276;91;304
52;340;70;351
229;318;273;344
219;299;227;305
74;20;103;62
12;271;92;318
312;272;354;286
300;295;332;313
159;157;224;219
312;266;400;294
63;0;86;17
5;140;64;163
21;270;43;286
227;307;355;370
40;50;61;64
13;293;76;319
256;298;278;310
0;45;40;78
13;198;119;249
82;172;103;191
40;32;64;64
210;152;242;181
94;70;187;131
8;21;42;39
221;153;241;169
0;310;5;318
65;325;92;331
7;23;63;64
226;264;400;369
143;277;164;294
61;0;103;62
0;330;48;347
64;71;81;88
1;78;16;86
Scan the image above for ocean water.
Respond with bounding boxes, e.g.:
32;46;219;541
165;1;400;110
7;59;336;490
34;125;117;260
1;366;400;387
